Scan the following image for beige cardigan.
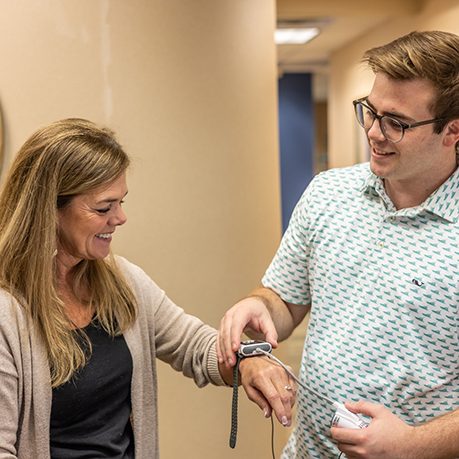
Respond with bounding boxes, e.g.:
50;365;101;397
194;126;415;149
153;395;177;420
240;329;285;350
0;256;226;459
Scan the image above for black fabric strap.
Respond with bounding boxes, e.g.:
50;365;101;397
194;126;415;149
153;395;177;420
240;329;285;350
229;354;241;448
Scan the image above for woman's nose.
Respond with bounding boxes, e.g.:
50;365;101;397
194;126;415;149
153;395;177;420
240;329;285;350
109;207;127;226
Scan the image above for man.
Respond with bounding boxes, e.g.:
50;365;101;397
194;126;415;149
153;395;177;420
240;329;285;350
217;31;459;458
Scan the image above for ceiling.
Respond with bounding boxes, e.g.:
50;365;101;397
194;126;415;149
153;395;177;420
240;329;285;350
276;0;425;99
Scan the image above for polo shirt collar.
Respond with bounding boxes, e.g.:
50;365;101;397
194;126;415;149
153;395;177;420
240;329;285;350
360;166;459;223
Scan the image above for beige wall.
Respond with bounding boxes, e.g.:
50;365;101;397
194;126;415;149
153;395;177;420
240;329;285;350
0;1;285;458
328;0;459;169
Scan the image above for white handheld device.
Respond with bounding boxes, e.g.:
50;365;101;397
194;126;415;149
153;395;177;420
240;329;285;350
331;402;368;429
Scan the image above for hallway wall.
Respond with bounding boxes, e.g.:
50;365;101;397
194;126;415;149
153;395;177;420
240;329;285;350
0;1;284;457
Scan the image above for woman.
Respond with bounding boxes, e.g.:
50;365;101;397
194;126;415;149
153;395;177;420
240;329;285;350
0;118;295;459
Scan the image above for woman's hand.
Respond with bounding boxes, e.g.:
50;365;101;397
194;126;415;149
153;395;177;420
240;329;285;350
239;355;296;427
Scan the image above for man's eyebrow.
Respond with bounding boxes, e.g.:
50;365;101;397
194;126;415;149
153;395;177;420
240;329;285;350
365;97;415;123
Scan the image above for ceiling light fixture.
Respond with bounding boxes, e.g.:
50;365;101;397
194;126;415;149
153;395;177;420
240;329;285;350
275;27;320;45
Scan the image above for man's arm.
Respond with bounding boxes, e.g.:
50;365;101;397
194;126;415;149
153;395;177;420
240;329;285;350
216;284;310;368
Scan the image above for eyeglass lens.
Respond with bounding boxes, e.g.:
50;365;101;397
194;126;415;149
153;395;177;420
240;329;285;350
355;102;404;142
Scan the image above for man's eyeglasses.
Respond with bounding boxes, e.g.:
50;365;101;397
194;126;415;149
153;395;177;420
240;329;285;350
353;98;445;143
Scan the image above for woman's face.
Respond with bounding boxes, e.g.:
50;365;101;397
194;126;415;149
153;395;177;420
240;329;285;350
57;172;128;269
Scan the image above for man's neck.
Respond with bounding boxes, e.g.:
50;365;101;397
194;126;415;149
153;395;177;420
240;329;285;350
384;166;457;210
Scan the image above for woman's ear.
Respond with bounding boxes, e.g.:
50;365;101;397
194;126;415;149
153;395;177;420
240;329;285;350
442;119;459;147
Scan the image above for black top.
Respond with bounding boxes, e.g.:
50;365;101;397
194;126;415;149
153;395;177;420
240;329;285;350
50;321;134;459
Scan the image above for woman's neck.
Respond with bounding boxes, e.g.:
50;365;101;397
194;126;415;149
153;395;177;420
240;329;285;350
55;261;94;329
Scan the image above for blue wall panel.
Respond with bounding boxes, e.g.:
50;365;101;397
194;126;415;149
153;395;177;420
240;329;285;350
278;73;315;233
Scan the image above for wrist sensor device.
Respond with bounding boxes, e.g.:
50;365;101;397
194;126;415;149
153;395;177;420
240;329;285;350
230;340;272;449
237;339;272;357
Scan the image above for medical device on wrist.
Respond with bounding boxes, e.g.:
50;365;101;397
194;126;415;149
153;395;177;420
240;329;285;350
230;340;272;448
229;340;368;453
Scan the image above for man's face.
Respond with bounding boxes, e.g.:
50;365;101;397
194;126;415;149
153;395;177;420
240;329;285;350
365;73;456;198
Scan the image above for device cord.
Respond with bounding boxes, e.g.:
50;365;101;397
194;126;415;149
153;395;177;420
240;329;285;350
256;349;335;405
258;348;348;459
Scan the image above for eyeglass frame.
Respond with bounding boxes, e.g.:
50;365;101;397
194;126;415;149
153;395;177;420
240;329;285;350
352;97;445;143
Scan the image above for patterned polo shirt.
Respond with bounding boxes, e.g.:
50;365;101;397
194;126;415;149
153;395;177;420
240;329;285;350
262;162;459;459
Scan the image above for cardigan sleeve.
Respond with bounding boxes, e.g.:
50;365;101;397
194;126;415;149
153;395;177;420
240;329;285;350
153;293;224;387
0;313;20;458
117;257;226;388
0;289;57;459
0;293;25;458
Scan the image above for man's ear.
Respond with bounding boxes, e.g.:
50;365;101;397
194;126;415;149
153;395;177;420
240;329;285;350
442;119;459;147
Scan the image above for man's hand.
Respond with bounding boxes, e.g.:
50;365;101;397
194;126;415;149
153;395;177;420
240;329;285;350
331;401;459;459
217;285;309;369
217;296;278;369
330;401;419;459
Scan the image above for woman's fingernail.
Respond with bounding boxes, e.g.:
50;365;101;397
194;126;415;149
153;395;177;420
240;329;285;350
264;408;269;418
280;416;291;427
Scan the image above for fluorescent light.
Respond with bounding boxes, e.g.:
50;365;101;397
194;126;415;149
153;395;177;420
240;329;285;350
275;27;320;45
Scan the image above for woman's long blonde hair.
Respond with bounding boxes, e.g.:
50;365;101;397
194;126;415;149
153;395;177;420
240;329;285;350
0;118;137;387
